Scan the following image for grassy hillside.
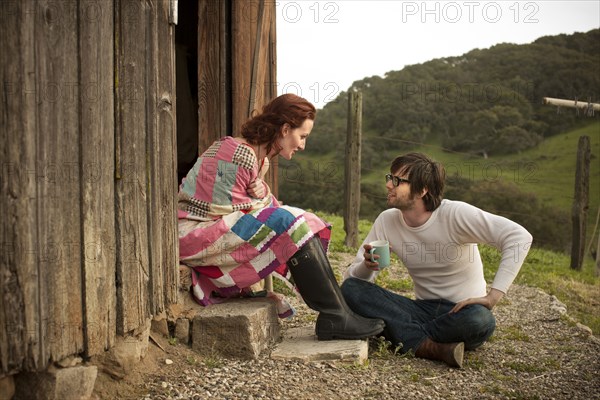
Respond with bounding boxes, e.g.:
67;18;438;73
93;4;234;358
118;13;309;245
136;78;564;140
361;121;599;211
500;122;600;211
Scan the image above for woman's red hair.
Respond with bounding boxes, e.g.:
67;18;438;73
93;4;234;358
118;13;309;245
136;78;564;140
240;94;316;156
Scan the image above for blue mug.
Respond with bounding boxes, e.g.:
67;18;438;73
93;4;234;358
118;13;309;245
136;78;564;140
369;240;390;268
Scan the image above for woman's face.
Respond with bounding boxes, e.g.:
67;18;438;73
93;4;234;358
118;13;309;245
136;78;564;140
277;119;314;160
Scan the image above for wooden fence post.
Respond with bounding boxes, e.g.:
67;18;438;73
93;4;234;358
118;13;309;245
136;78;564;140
570;135;591;270
344;91;362;248
596;230;600;277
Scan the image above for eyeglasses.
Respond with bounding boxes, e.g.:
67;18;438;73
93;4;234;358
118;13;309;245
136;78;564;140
385;173;410;187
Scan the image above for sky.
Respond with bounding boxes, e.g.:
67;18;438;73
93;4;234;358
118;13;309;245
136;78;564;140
276;0;600;109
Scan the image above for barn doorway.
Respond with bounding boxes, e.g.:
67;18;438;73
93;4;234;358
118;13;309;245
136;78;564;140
175;0;199;183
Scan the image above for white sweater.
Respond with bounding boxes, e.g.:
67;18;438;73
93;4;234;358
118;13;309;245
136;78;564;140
343;200;533;302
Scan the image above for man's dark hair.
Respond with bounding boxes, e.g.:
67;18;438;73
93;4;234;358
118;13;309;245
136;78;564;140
390;152;446;212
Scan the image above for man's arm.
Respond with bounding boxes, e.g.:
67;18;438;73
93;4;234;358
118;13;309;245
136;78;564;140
342;212;391;282
452;201;533;310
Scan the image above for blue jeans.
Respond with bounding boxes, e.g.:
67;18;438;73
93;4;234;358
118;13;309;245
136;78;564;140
341;277;496;353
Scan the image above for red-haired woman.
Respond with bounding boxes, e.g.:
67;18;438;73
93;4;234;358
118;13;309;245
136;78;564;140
178;94;383;340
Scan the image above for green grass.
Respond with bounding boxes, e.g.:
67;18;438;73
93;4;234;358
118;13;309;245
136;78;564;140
506;361;547;374
369;336;403;358
480;244;600;335
315;211;600;336
311;210;375;254
202;354;224;369
505;123;599;210
375;269;414;292
497;324;531;342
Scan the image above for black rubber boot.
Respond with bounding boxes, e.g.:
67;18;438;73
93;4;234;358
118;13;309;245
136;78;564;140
287;237;385;340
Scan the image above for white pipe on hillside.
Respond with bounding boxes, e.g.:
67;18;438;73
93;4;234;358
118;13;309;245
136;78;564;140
543;97;600;111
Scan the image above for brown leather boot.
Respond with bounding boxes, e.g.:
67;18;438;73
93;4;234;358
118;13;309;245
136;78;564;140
415;338;464;368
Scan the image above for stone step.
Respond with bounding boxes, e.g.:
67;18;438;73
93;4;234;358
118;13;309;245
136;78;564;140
271;326;368;363
191;298;280;360
14;365;97;400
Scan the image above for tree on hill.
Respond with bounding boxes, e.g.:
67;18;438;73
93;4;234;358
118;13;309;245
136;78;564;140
307;29;599;157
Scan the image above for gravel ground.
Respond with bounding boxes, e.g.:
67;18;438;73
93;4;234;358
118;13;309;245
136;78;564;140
93;253;600;400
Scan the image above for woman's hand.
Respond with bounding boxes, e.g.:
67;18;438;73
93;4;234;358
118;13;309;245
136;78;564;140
247;179;267;198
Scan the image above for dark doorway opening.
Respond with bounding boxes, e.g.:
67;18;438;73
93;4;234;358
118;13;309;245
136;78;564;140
175;0;199;184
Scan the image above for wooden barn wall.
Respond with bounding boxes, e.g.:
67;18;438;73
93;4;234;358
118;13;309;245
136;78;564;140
198;0;278;193
114;0;178;337
0;0;275;377
231;0;276;133
0;0;178;376
266;1;278;193
198;0;230;153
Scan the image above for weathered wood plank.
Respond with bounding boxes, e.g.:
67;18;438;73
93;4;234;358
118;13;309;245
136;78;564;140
247;0;265;117
264;1;278;197
155;1;179;308
232;0;274;127
267;4;277;103
255;0;272;112
232;0;254;133
220;0;231;138
146;0;178;314
146;0;164;316
115;0;151;334
33;0;85;364
232;0;277;136
0;0;36;375
231;0;279;194
264;2;278;297
79;0;116;355
198;0;229;151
